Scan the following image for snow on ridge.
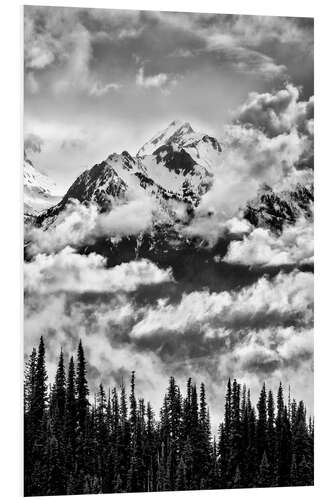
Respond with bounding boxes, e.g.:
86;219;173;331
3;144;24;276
137;120;195;157
24;158;61;213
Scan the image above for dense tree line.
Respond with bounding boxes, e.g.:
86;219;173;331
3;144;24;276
24;338;314;496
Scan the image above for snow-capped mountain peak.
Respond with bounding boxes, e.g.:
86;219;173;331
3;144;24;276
27;119;313;266
37;121;225;224
137;120;195;157
137;119;223;171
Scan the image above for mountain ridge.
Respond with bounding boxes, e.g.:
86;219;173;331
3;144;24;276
24;152;61;215
25;120;313;268
35;120;223;225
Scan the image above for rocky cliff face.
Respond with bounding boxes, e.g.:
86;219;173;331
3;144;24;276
244;183;313;232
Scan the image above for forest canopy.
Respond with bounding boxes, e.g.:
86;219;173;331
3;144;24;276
24;337;314;496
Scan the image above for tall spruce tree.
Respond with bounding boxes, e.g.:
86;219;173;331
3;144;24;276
31;337;48;431
266;389;275;471
51;349;66;438
24;347;37;414
256;383;267;465
229;379;241;485
24;347;38;496
76;340;89;434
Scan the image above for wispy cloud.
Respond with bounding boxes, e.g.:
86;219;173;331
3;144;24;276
89;81;122;96
24;132;44;154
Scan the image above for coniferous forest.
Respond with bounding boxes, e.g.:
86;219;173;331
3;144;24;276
24;337;314;496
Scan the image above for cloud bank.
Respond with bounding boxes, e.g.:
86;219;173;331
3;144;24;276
224;216;313;267
24;263;313;431
27;194;157;255
131;270;313;338
234;84;314;138
25;247;173;294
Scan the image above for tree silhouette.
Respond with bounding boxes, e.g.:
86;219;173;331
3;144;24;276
24;340;314;496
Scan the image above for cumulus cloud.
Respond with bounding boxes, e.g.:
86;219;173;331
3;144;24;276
24;268;313;433
230;326;313;375
23;8;314;433
27;194;157;255
131;270;313;338
24;7;121;97
136;67;168;88
234;84;314;138
224;216;313;267
136;67;178;93
24;247;173;294
184;126;310;244
24;291;169;415
183;84;313;244
183;213;252;246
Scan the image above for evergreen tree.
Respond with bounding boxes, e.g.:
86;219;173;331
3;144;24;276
46;431;66;495
129;371;137;436
64;356;77;468
277;406;292;486
156;442;167;491
118;380;130;489
266;389;275;470
23;339;314;495
292;401;312;485
197;382;212;487
243;393;257;488
76;340;89;434
256;383;267;465
24;347;37;414
31;337;48;431
96;384;109;488
229;379;241;485
28;337;48;496
24;347;38;496
51;349;66;438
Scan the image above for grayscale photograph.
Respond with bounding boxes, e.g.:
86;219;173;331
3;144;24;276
23;6;314;495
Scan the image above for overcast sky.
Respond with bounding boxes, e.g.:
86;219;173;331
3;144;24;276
24;6;313;190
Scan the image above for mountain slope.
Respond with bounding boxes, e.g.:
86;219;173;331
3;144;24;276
38;121;224;224
137;120;195;156
28;120;313;273
24;153;61;214
244;183;314;232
